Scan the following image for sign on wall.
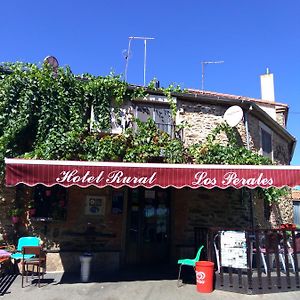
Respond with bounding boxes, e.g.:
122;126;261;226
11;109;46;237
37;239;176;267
220;231;247;269
85;195;106;216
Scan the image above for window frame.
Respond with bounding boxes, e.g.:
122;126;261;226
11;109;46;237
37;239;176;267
259;122;273;161
31;184;68;221
133;102;175;137
293;200;300;227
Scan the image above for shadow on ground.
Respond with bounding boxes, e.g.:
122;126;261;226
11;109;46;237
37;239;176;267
58;264;196;285
21;278;55;288
0;274;18;296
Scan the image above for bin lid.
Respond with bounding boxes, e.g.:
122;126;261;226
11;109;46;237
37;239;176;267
196;261;214;267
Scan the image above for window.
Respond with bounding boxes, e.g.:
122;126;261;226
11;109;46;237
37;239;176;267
293;201;300;227
90;105;131;134
154;107;173;135
134;103;175;137
260;123;273;160
32;185;67;221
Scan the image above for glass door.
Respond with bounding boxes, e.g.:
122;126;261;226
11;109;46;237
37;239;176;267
126;188;170;265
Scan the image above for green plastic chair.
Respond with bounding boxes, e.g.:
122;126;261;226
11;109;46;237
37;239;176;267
177;245;204;287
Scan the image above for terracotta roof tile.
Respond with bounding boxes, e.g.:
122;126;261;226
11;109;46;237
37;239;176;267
186;89;288;108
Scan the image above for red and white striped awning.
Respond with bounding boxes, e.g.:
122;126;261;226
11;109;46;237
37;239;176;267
5;158;300;189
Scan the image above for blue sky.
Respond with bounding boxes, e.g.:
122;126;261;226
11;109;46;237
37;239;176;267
2;1;300;164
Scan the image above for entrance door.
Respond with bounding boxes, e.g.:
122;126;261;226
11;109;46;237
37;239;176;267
126;188;170;265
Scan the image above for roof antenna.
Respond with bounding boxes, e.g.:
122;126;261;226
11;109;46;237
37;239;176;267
123;38;133;82
124;36;155;86
201;60;224;90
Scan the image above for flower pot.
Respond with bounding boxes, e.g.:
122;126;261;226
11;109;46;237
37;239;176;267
11;216;19;224
280;223;296;230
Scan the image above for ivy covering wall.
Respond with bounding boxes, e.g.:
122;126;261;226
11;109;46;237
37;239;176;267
0;62;287;202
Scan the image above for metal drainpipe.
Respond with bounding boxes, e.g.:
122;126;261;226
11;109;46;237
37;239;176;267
244;108;254;229
244;109;250;150
249;190;255;230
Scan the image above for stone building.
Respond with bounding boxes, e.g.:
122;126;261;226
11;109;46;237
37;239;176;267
292;190;300;227
1;71;297;273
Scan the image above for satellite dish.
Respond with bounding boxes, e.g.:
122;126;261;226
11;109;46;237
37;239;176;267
44;56;59;69
223;105;243;127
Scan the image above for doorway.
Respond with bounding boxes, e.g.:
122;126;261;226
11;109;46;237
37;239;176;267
126;187;171;265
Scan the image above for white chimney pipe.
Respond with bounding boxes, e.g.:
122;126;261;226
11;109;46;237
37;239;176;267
260;68;275;101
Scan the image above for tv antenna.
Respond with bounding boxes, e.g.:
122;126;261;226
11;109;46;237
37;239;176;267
124;36;154;86
122;48;132;61
201;60;224;90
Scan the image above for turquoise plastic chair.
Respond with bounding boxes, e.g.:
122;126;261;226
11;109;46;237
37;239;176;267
177;245;204;287
11;237;41;260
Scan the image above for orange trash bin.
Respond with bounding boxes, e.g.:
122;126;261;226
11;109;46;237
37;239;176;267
195;261;214;293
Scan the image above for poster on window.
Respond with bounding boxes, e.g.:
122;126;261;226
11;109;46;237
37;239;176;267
145;190;155;199
111;191;124;215
220;231;247;269
85;196;105;216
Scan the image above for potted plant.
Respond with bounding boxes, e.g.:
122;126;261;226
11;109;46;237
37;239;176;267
9;208;23;224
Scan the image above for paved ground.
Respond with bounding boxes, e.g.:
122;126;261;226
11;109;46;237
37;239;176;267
1;272;300;300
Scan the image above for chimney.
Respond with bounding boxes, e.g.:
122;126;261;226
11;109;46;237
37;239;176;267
260;68;275;101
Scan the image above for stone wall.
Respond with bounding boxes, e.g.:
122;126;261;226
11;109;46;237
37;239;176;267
0;185;18;244
46;251;120;273
33;185;125;271
270;195;294;227
178;101;293;225
248;114;290;164
171;187;253;260
179;101;291;164
25;186;125;251
180;103;227;146
276;108;286;128
0;185;125;272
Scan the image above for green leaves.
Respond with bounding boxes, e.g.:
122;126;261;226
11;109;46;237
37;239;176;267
0;63;129;170
188;123;285;203
258;186;289;204
188;123;272;166
0;63;286;204
123;118;184;163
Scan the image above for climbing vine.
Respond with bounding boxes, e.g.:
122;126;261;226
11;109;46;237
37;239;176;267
188;123;288;203
0;63;130;173
0;62;288;204
148;78;186;118
0;63;186;173
188;123;272;165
